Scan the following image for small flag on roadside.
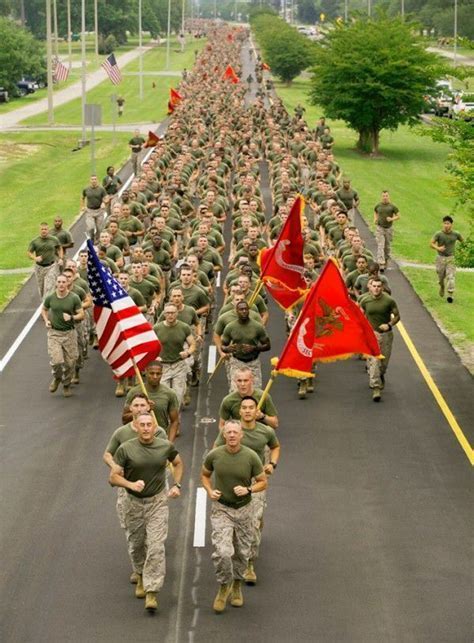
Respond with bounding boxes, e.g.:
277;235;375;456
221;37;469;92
144;130;160;148
52;57;70;83
223;64;239;83
167;87;183;114
86;241;161;378
262;62;271;71
101;53;122;85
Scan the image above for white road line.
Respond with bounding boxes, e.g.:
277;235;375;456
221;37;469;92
207;345;217;374
193;487;207;547
0;148;155;374
216;271;221;288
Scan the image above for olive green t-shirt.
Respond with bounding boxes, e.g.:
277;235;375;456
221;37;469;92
43;291;82;330
432;230;463;257
214;309;261;336
104;244;123;263
114;437;178;498
219;389;278;422
354;273;390;294
374;202;399;228
360;293;398;330
203;445;263;507
128;286;146;308
158;304;198;327
125;383;179;432
215;423;279;464
180;285;209;312
130;278;155;306
153;320;192;362
106;422;167;455
222;319;269;362
336;187;358;210
82;185;107;209
119;216;144;245
54;228;73;249
28;235;60;266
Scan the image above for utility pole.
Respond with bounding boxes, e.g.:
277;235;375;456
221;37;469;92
46;0;54;125
67;0;72;69
182;0;186;34
401;0;405;19
368;0;371;17
166;0;171;70
214;0;217;20
345;0;348;22
81;0;87;145
53;0;59;58
139;0;143;99
453;0;458;67
94;0;99;60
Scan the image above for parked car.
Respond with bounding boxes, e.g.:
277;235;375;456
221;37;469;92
0;87;9;103
434;92;454;117
16;79;37;97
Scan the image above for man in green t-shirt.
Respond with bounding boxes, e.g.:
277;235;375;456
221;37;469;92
373;190;400;271
360;278;400;401
201;420;267;613
129;129;146;175
214;397;280;584
81;175;107;242
41;273;84;396
28;222;63;297
110;412;183;612
221;301;271;391
52;216;74;254
154;303;196;409
123;362;180;441
430;215;464;303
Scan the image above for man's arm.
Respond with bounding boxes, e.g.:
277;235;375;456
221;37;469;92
234;471;267;496
168;408;179;443
201;466;222;500
41;305;52;328
109;469;144;493
264;445;280;475
168;454;184;498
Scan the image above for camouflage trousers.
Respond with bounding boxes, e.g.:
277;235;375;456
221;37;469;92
161;360;189;407
35;262;59;298
229;357;262;392
375;226;393;267
436;255;456;295
116;487;127;529
123;489;169;592
249;490;267;561
75;320;88;370
84;208;104;242
367;330;393;389
47;328;78;386
210;501;254;585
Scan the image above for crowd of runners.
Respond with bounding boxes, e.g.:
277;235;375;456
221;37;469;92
25;22;465;615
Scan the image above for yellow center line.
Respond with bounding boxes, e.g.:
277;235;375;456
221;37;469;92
396;321;474;466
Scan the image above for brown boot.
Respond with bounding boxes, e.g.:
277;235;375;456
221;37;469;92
243;560;257;585
115;381;125;397
230;580;244;607
135;574;145;599
213;583;231;613
49;378;61;393
63;385;72;398
145;591;158;611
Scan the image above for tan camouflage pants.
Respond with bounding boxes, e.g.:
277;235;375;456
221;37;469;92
436;255;456;295
75;320;88;370
35;262;59;298
116;487;127;529
367;330;393;389
161;360;189;407
47;328;78;386
249;490;267;561
210;501;253;584
123;489;169;592
85;207;104;241
375;226;393;267
229;357;262;392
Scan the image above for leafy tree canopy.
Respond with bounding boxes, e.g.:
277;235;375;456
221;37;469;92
0;17;45;94
309;15;448;153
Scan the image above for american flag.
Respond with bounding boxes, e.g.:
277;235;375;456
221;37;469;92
86;241;161;378
53;58;70;83
101;53;122;85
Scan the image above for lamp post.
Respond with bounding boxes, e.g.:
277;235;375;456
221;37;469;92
81;0;87;145
344;0;348;21
53;0;59;57
46;0;54;125
67;0;72;69
139;0;143;99
94;0;99;60
453;0;458;67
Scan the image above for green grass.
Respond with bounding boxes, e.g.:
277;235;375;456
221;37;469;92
0;130;130;272
402;268;474;369
21;38;207;127
0;273;30;311
274;74;474;369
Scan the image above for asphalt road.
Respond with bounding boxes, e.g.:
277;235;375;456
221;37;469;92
0;40;472;643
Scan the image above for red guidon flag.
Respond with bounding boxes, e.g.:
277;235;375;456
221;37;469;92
167;87;183;114
87;241;161;379
223;64;239;83
259;195;308;309
144;130;160;148
262;62;270;71
273;258;382;378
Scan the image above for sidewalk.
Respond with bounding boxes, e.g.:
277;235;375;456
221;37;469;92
0;45;155;130
427;47;474;67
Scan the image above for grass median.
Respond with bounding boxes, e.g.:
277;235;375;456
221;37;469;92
21;37;207;127
0;130;130;309
274;75;473;370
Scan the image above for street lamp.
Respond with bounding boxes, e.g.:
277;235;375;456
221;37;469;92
81;0;87;145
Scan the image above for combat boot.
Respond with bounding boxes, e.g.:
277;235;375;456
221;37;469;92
135;574;146;598
243;560;257;585
372;388;381;402
298;380;307;399
183;385;191;406
71;368;80;385
63;386;72;398
191;367;200;387
230;580;244;607
213;583;232;613
130;571;139;584
115;381;125;397
145;592;158;612
49;378;61;393
307;378;315;393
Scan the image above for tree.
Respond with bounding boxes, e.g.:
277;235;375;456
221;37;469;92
298;0;318;24
0;17;45;94
265;31;313;84
309;15;447;154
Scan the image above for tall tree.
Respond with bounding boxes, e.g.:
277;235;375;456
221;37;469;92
0;17;45;94
309;15;447;153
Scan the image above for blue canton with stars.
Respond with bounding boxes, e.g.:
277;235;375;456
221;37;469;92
86;240;128;308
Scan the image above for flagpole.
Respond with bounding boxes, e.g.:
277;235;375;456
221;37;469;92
138;0;144;100
67;0;72;70
53;0;59;58
247;279;264;307
166;0;171;70
81;0;87;146
206;354;225;384
45;0;54;126
256;371;278;410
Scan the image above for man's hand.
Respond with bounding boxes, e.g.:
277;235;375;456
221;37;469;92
379;323;391;332
35;255;43;263
63;313;72;321
264;463;274;475
168;485;181;499
209;489;222;501
234;485;250;497
45;320;52;328
129;480;145;493
240;344;255;354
